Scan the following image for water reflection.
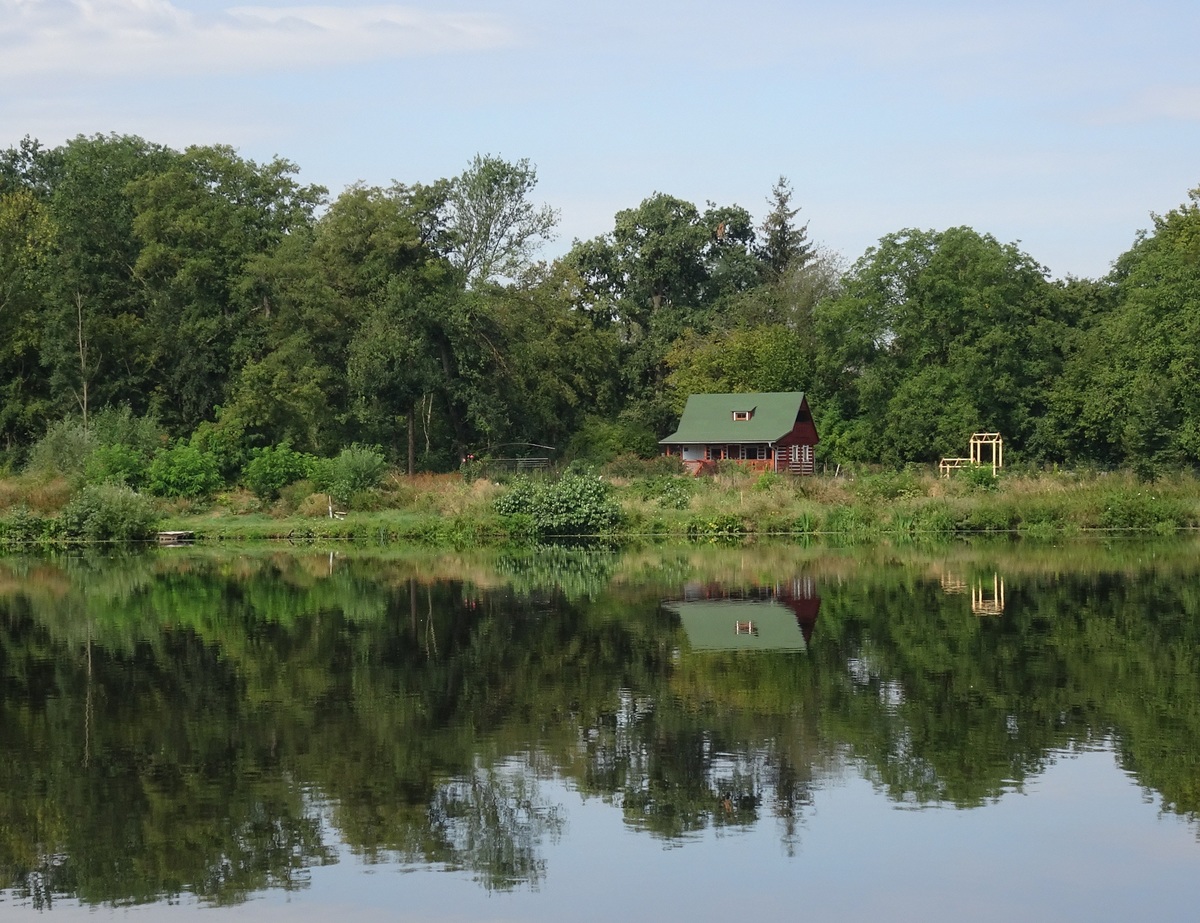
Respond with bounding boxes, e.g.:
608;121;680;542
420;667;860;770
1;541;1199;910
664;577;820;650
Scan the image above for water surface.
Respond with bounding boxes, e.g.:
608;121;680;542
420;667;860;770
1;540;1198;920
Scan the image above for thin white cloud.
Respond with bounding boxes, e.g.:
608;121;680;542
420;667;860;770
0;0;514;77
1131;85;1200;122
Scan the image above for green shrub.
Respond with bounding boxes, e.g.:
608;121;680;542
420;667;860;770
27;408;163;482
569;417;660;464
822;505;875;535
852;469;924;502
189;418;248;481
311;445;389;508
148;444;224;499
961;503;1017;532
1100;490;1187;532
494;470;622;538
60;485;159;542
961;464;1000;491
630;475;694;510
26;418;95;477
85;443;150;488
494;476;538;516
90;405;162;457
753;470;783;492
686;513;746;538
243;443;315;500
0;506;60;544
908;502;958;533
603;453;686;479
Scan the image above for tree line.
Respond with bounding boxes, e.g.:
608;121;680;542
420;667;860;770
3;132;1199;477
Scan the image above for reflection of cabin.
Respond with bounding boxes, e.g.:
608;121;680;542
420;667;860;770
663;578;820;651
660;392;819;476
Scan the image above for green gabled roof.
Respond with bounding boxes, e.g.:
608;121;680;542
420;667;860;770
660;391;806;445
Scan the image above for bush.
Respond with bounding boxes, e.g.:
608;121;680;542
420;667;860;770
962;464;1000;491
312;444;388;508
147;444;224;499
26;418;95;478
568;417;659;464
60;485;159;542
1100;490;1187;532
85;443;150;488
753;470;783;492
189;418;248;481
0;506;60;544
26;408;163;484
494;470;622;538
603;453;686;479
685;513;746;538
90;405;162;457
630;475;694;510
852;469;925;502
243;443;315;500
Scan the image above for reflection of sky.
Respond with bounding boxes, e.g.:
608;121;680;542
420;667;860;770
8;745;1197;922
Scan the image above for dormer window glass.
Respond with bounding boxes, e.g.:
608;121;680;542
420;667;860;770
732;410;752;422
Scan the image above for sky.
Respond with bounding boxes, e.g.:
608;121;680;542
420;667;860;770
3;0;1199;280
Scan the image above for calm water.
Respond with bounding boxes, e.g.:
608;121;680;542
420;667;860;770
1;540;1199;921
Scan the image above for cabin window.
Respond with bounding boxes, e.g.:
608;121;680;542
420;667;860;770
732;410;752;422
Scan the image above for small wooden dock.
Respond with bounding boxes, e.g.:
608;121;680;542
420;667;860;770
156;531;195;546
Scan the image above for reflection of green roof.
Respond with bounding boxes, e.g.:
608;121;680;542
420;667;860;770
665;600;807;652
660;392;806;445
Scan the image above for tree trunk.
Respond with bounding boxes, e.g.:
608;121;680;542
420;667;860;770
407;405;416;476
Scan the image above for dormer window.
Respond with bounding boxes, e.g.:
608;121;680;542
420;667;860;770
732;410;753;422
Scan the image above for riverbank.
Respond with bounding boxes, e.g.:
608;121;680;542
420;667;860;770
3;464;1197;547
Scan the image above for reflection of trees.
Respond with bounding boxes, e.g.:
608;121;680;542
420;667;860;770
2;547;1200;906
428;762;564;890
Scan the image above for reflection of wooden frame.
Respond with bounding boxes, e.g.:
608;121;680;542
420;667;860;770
971;575;1005;616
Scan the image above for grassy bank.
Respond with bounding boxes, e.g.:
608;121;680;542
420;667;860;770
3;461;1197;548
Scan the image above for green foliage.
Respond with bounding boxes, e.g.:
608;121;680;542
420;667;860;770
961;464;1000;491
147;443;224;499
0;505;60;544
685;513;746;538
26;417;95;477
243;443;315;500
84;443;150;488
631;475;694;510
25;407;162;484
60;484;159;541
569;417;660;464
851;469;926;503
189;418;248;481
494;470;622;538
446;153;558;285
1099;490;1190;532
311;444;388;507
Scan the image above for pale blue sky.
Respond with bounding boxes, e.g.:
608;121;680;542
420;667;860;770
4;0;1199;279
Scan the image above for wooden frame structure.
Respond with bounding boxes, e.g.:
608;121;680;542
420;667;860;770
939;432;1004;477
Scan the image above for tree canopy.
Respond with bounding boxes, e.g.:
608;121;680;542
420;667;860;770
1;131;1198;477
